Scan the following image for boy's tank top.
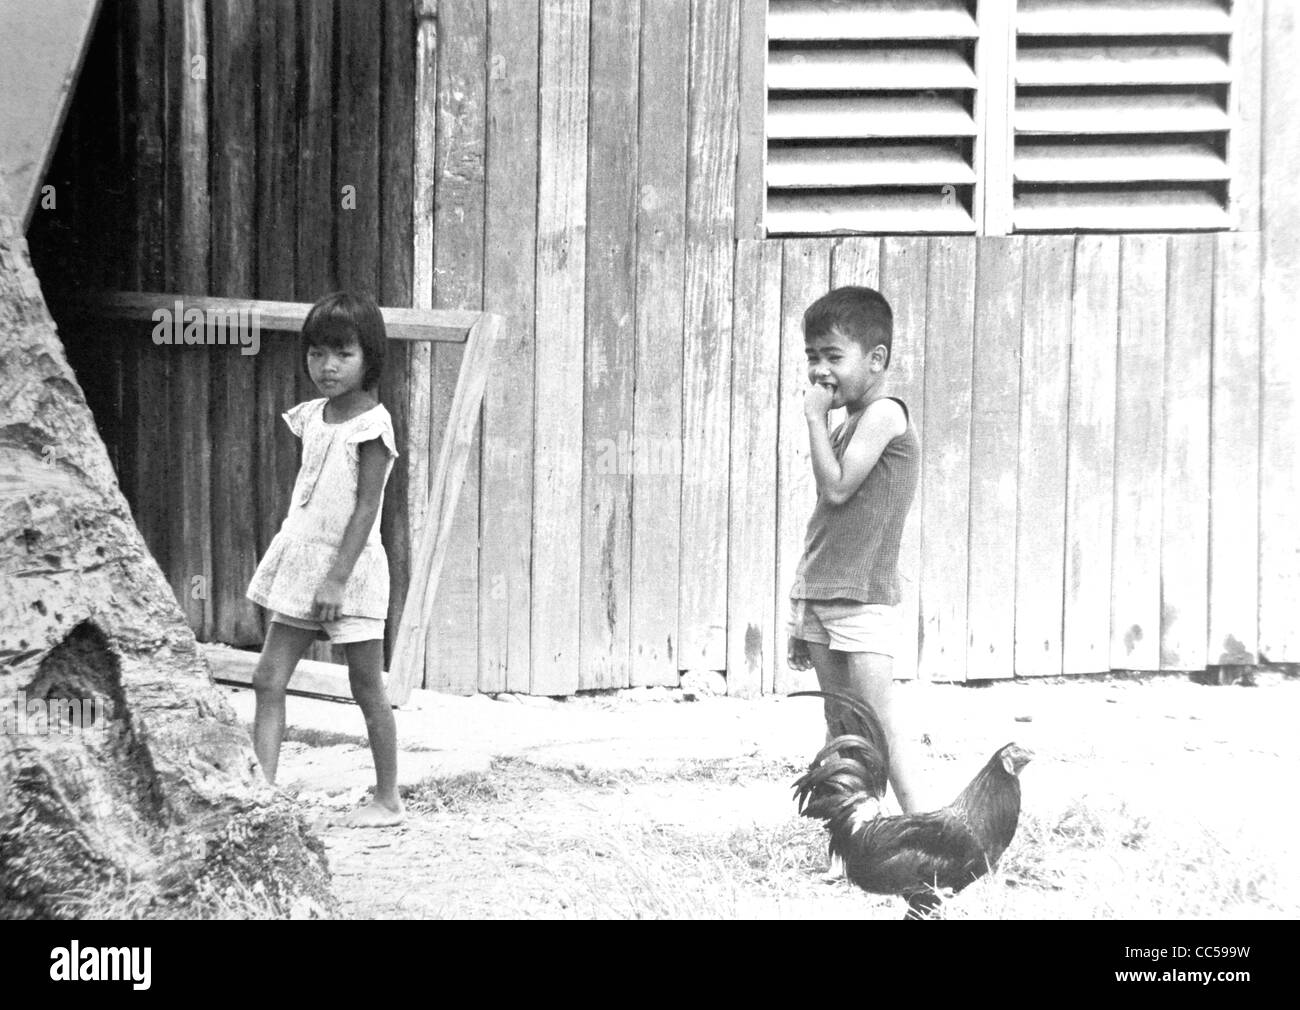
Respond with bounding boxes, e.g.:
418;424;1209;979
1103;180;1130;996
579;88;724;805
791;397;919;605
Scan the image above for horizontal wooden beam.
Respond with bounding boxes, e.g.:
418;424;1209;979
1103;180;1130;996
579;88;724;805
202;643;396;703
53;290;496;343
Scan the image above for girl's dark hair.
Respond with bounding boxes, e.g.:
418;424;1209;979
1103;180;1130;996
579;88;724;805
301;291;387;389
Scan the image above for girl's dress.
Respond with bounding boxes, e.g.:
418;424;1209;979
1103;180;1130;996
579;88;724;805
247;398;399;621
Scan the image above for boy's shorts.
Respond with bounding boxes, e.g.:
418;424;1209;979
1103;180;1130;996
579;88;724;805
270;611;385;645
789;598;899;657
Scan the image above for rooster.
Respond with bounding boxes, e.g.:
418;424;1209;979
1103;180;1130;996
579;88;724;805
791;690;1032;919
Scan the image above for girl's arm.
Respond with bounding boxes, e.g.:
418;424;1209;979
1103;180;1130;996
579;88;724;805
312;437;390;621
805;395;906;507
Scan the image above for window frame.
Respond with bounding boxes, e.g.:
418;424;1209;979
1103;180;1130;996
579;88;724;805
742;0;1262;238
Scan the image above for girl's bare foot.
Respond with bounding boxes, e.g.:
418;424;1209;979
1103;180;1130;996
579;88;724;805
348;799;404;828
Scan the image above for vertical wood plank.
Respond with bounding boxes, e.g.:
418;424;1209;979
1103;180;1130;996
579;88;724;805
733;0;765;240
379;0;414;313
630;0;688;687
255;0;299;596
875;236;928;681
296;2;335;302
1110;235;1167;671
831;237;880;289
379;0;416;664
209;0;261;647
967;237;1022;679
336;0;382;297
531;0;590;695
1015;236;1072;677
1062;236;1120;675
427;0;487;694
919;237;975;681
977;0;1015;235
727;239;781;696
1229;0;1263;232
124;0;170;569
579;0;640;690
165;0;213;638
774;238;832;695
1160;234;1213;670
1208;232;1260;665
678;0;739;675
407;0;437;678
481;0;539;693
295;0;335;663
1259;0;1300;664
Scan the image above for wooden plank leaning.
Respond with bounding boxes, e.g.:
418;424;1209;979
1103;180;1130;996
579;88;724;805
386;310;503;704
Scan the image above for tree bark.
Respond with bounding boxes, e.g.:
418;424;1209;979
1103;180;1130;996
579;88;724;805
0;208;335;918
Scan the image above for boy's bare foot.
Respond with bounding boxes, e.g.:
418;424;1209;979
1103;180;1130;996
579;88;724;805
348;799;404;828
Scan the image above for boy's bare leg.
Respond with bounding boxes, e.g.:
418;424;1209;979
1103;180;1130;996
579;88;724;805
805;643;853;880
344;639;403;827
842;650;922;813
807;643;922;814
806;641;850;740
252;622;317;785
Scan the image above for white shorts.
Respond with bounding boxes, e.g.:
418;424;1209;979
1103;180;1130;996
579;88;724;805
789;598;899;657
270;611;385;645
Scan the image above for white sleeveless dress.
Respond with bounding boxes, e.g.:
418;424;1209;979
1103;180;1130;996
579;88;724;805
246;398;398;620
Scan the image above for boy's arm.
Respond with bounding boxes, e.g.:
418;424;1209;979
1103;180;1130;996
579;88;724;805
313;438;389;620
805;394;906;507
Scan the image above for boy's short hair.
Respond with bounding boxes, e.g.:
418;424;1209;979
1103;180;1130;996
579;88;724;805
301;291;387;389
803;286;894;367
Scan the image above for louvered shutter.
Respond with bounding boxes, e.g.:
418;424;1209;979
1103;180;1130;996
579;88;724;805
766;0;983;234
1013;0;1238;230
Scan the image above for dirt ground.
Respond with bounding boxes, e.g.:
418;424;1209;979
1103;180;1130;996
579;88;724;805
220;671;1300;919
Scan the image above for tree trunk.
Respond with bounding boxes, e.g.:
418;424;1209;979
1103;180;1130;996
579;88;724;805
0;209;335;918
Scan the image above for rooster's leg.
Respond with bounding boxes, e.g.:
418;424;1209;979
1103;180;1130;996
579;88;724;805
903;893;941;920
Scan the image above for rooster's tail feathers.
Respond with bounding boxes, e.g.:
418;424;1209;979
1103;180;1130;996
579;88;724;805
792;693;892;821
790;690;888;753
811;733;888;772
793;755;873;808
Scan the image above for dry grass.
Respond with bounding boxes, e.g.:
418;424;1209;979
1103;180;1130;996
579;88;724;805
29;749;1295;920
331;755;1295;921
26;678;1300;920
36;870;306;920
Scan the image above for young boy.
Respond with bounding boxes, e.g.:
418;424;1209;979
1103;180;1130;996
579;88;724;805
786;286;922;814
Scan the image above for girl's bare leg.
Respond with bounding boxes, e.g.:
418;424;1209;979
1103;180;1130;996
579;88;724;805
808;642;923;814
252;622;317;784
344;638;403;826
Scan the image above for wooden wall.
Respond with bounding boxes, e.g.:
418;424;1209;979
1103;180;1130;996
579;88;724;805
28;0;1299;695
30;0;419;668
738;230;1280;694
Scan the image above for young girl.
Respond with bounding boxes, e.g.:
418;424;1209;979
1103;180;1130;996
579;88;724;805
246;291;403;827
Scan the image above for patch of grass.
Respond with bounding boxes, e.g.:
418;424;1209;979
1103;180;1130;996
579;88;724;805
37;868;329;921
403;768;506;813
657;755;805;785
283;726;366;748
544;755;806;790
928;798;1294;920
380;761;1297;920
